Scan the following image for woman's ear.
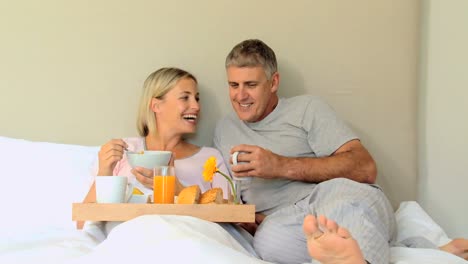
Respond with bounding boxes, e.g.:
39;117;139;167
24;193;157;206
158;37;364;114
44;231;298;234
151;97;162;113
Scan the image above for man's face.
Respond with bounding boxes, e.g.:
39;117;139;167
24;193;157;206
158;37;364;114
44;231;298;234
227;66;278;122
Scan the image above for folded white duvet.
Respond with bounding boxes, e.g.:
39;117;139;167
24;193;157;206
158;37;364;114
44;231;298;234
1;201;466;264
70;202;467;264
72;215;269;264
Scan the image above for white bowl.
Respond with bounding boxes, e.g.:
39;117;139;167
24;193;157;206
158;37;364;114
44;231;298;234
126;150;172;169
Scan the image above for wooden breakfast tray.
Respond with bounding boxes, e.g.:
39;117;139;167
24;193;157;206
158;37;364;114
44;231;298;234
73;182;255;229
72;203;255;223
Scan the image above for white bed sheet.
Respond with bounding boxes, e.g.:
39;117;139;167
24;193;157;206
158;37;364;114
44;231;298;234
78;202;468;264
71;201;467;264
0;203;467;264
0;228;101;264
0;137;466;263
3;202;466;264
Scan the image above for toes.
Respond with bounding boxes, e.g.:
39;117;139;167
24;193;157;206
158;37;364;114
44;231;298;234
315;215;353;239
317;215;327;228
303;215;323;240
303;215;318;237
317;215;328;232
336;226;352;239
325;218;339;233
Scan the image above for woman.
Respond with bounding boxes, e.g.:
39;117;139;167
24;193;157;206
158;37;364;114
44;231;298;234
95;67;230;198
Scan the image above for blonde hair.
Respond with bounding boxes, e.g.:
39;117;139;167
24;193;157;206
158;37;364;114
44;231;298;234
136;67;197;136
225;39;277;80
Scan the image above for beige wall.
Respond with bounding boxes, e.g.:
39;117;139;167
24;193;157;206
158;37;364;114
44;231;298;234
0;1;419;208
419;0;468;237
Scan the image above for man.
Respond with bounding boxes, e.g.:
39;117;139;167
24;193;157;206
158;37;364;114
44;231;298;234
214;39;468;264
213;39;396;264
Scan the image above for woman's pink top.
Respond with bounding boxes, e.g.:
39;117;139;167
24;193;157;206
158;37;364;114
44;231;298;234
99;137;231;199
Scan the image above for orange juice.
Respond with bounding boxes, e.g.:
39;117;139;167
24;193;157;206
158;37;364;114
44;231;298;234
153;175;176;204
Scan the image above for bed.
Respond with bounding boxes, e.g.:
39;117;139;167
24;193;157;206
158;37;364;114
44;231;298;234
1;135;466;264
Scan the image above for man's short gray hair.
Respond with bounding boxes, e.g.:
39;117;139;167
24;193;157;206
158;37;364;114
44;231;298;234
225;39;277;80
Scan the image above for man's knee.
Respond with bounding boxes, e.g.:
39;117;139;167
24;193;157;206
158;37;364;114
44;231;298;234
318;178;385;201
321;177;365;188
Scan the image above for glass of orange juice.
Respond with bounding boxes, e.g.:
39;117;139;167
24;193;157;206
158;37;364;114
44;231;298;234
153;165;176;204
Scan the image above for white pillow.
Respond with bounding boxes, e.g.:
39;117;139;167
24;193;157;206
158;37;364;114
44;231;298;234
394;201;451;247
0;136;99;232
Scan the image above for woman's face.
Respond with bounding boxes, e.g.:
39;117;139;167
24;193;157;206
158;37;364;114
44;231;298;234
153;77;200;135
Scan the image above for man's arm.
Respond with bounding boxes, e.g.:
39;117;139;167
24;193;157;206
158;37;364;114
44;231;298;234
283;139;376;183
231;139;377;184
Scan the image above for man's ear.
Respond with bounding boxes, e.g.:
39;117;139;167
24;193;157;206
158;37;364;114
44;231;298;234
270;72;280;93
151;97;162;113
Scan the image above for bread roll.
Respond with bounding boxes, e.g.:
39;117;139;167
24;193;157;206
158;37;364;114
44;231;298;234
199;188;223;204
177;185;201;204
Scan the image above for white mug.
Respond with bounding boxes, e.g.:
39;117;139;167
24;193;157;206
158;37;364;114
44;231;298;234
231;151;252;181
95;176;133;203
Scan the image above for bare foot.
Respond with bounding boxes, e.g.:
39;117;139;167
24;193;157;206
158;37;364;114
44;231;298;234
439;238;468;260
303;214;366;264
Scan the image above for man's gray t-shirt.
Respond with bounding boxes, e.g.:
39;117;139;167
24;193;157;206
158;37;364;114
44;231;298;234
213;95;358;215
